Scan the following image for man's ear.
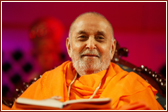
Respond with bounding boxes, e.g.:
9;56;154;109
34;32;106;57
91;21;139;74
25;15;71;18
66;37;72;58
110;39;116;60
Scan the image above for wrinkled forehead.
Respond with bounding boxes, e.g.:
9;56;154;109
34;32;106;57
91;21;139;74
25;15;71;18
70;14;113;36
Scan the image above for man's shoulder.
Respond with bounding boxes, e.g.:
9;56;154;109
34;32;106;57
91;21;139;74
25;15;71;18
110;62;141;77
110;62;129;74
110;62;150;86
40;61;72;80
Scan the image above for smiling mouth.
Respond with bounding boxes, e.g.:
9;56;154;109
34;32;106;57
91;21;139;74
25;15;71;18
81;54;99;58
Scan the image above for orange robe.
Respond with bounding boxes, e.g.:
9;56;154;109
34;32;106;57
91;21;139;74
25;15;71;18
2;104;11;110
11;61;163;110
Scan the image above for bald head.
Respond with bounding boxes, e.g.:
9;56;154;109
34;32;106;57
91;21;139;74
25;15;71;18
69;12;114;39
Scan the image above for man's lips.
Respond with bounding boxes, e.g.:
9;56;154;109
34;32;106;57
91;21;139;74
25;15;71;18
81;54;99;58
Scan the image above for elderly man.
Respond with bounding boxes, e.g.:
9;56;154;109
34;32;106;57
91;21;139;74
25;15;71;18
11;12;163;110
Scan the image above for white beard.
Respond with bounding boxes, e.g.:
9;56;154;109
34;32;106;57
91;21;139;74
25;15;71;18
70;49;112;76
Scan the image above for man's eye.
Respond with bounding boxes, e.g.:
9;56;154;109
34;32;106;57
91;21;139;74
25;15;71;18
95;36;105;42
97;36;104;39
96;36;104;40
79;35;87;38
78;35;87;40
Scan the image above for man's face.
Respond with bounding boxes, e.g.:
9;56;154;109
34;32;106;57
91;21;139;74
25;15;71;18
66;14;116;76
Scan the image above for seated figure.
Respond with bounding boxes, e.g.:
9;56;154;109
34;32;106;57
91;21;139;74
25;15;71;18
9;12;164;110
28;17;67;81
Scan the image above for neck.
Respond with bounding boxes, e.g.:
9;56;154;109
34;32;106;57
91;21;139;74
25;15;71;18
77;69;102;77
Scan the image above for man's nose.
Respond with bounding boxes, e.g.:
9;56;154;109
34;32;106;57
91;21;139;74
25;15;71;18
86;37;96;50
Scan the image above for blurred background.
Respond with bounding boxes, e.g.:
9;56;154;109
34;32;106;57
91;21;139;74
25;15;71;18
2;2;166;99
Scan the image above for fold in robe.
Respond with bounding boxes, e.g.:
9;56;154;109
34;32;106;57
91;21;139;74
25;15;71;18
11;61;163;110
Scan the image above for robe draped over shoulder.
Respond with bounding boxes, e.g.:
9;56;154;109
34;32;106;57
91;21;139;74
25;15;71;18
11;61;163;110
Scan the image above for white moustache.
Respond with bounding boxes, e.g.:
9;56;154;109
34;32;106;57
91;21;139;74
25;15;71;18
81;50;100;58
